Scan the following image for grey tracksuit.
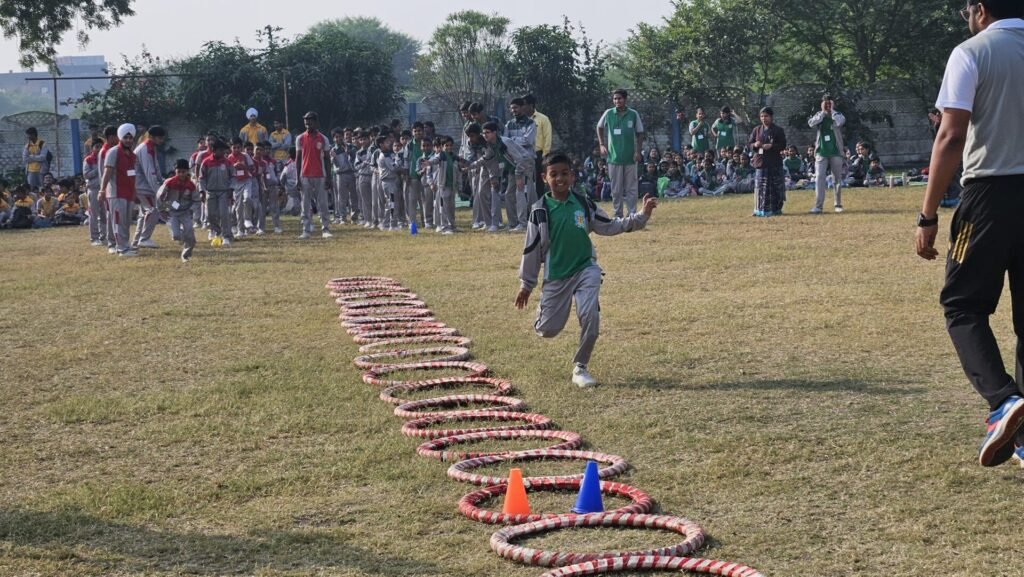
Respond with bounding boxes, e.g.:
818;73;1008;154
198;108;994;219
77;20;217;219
377;150;400;229
332;144;357;222
132;142;163;246
425;151;461;231
500;136;536;227
808;110;847;210
83;154;106;243
198;157;235;240
156;178;198;259
279;160;299;217
355;147;374;224
519;192;649;367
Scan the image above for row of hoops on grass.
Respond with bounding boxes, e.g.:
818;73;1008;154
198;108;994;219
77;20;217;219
327;276;764;577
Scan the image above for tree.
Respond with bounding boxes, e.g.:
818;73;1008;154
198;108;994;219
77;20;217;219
501;19;609;154
307;17;420;88
173;40;276;130
277;26;403;129
77;49;178;127
413;11;511;112
0;0;135;69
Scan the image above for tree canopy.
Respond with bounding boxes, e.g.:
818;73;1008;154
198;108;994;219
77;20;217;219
0;0;134;69
307;17;420;88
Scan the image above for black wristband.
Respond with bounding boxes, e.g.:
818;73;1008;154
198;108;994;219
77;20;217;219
917;212;938;227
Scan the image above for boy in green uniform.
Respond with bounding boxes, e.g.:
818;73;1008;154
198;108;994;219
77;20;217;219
689;107;711;154
712;106;737;153
516;152;657;388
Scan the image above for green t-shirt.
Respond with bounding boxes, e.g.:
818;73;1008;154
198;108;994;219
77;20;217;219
408;141;423;180
445;154;454;185
712;119;736;149
543;193;594;281
816;116;840;157
601;107;642;165
690;120;711;152
784;157;803;173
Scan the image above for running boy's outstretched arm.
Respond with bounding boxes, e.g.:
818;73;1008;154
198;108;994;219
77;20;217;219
589;194;657;236
515;207;545;309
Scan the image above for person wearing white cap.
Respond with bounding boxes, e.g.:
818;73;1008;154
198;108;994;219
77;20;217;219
239;108;268;146
100;123;139;257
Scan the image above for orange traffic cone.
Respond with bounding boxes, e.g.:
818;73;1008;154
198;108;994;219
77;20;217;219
502;468;531;516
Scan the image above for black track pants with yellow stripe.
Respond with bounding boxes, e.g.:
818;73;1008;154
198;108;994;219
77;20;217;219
940;175;1024;410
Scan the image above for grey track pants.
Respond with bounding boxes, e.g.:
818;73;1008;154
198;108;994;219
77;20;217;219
168;208;196;259
814;155;845;210
205;190;233;240
301;176;330;233
534;264;602;367
609;163;638;218
133;191;159;245
87;188;107;243
357;175;373;224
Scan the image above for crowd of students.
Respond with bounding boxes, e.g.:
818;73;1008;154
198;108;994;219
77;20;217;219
575;106;893;205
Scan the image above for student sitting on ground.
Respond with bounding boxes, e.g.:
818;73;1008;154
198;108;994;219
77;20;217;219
639;162;659;198
866;158;887;187
695;158;722;196
35;186;57;227
54;186;85;226
0;186;11;228
711;152;755;195
10;187;35;229
784;145;807;183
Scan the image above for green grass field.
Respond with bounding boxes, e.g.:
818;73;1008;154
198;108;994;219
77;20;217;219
2;187;1022;577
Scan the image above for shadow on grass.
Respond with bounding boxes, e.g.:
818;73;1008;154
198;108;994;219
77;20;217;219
0;508;437;576
613;376;924;396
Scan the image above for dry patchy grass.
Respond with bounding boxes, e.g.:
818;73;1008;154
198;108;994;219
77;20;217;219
2;187;1022;577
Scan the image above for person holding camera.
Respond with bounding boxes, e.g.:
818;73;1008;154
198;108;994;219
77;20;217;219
808;94;847;214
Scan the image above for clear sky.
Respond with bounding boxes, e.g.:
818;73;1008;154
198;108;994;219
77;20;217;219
0;0;675;73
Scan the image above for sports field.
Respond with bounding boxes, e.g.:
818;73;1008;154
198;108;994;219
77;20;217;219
1;187;1019;577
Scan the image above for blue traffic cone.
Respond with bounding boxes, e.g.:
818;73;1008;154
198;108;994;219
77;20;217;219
410;220;418;235
571;460;604;514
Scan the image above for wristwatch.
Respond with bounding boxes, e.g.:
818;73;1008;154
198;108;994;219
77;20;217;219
917;212;938;227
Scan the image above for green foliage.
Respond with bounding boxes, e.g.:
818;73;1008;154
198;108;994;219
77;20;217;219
77;49;178;127
277;26;403;128
174;40;275;131
0;0;134;69
413;11;512;111
307;17;420;88
500;19;610;154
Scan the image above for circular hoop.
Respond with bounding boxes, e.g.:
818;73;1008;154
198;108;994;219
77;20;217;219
340;308;434;319
489;513;706;567
331;290;419;301
352;327;460;343
344;320;443;331
340;299;427;310
354;346;471;369
359;335;473;354
362;360;489;387
447;449;628;486
401;411;552;439
416;429;582;461
394;394;526;419
537;555;764;577
379;376;513;406
459;478;651;525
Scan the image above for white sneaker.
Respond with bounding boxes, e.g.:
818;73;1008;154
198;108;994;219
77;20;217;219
244;219;253;229
435;226;443;233
511;225;526;232
208;231;214;240
118;250;139;258
809;207;822;214
255;229;265;236
487;225;498;233
236;229;247;238
90;240;103;246
442;229;455;235
572;364;598;388
322;230;333;239
137;239;159;248
472;222;483;230
181;254;190;263
221;238;232;246
834;205;844;213
273;227;282;234
108;247;117;254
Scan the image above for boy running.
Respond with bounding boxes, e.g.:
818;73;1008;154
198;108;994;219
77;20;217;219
157;159;200;262
515;152;657;388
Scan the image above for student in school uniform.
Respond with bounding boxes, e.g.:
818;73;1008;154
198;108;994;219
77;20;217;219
295;111;334;239
331;127;357;225
375;135;400;231
423;136;462;234
100;123;139;257
404;122;427;229
198;139;235;246
712;107;738;154
157;159;200;262
227;137;257;238
689;107;712;155
82;138;107;246
132;125;166;249
354;131;375;228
